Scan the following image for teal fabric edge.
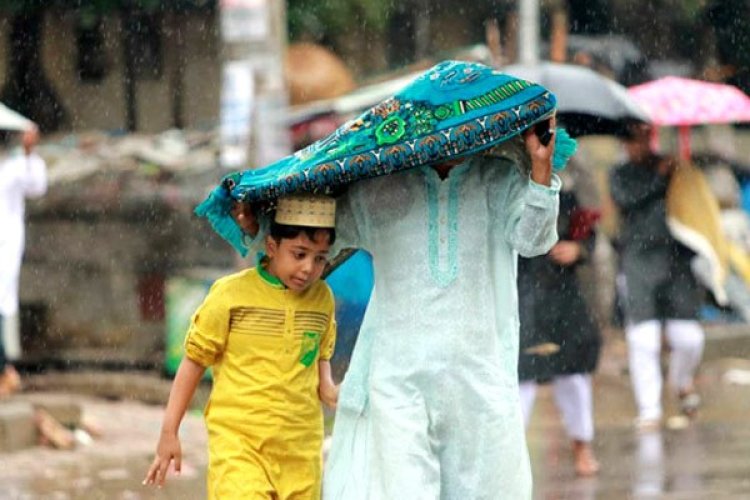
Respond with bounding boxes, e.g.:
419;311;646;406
552;128;577;171
193;184;250;257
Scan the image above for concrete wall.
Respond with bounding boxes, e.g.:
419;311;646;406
19;204;234;364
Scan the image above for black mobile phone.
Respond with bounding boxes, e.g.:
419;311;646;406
534;119;553;146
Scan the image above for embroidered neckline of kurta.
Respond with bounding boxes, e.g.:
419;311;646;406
422;162;471;287
257;256;286;289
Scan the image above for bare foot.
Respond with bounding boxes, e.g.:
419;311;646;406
573;440;600;477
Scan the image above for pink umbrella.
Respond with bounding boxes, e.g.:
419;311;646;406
629;76;750;159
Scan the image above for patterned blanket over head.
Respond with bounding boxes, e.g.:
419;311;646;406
196;60;577;254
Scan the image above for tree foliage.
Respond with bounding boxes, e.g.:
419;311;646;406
287;0;392;43
568;0;612;34
705;0;750;93
705;0;750;67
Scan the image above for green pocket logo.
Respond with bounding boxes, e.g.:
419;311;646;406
299;331;320;367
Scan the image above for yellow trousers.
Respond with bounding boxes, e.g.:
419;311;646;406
207;421;322;500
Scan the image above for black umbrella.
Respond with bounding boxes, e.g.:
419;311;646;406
503;62;650;137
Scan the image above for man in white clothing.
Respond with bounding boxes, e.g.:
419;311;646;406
0;126;46;396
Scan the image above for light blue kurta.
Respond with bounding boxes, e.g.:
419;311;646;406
323;154;560;500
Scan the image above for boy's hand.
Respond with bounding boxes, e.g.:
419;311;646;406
319;381;340;409
231;201;259;237
143;431;182;488
523;115;556;186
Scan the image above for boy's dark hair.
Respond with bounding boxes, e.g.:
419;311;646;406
269;221;336;245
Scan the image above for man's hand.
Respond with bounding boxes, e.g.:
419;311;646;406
143;431;182;488
548;241;582;266
231;201;259;237
523;115;556;186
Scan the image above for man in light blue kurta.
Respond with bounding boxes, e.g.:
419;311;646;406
323;135;560;499
194;60;570;499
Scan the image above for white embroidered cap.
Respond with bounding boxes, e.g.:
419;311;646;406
274;194;336;228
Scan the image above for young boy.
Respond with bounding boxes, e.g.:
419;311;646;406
144;194;339;499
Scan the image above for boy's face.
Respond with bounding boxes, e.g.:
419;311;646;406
265;230;331;292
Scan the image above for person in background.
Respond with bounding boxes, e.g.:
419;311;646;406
518;163;602;476
609;123;704;431
0;126;46;397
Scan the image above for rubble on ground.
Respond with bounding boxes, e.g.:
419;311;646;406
28;128;222;217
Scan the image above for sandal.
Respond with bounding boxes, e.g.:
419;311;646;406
679;392;701;418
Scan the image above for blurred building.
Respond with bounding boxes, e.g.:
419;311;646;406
0;6;220;133
16;131;231;368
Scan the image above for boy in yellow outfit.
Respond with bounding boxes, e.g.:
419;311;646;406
144;194;339;499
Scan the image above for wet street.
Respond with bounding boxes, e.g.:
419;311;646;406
529;340;750;499
531;421;750;499
1;338;750;499
0;394;209;500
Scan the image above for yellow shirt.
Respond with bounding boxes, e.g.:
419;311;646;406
184;266;336;432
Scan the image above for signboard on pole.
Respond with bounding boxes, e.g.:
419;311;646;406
219;60;254;169
220;0;269;42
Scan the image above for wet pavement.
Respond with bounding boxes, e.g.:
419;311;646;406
529;340;750;499
1;337;749;499
530;421;750;499
0;396;208;499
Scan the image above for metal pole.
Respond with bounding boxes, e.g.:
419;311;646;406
518;0;540;65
